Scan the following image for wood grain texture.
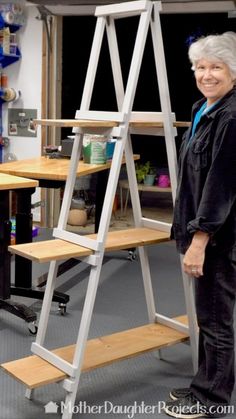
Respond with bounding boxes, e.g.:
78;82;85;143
8;227;170;263
0;155;140;181
34;119;119;127
0;173;38;190
1;316;188;389
130;120;190;128
34;118;190;128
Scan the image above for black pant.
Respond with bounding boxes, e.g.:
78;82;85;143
190;248;236;414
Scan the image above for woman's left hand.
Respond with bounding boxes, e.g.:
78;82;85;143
183;244;205;277
183;231;210;277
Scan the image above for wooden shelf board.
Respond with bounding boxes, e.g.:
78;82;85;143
0;155;140;182
0;173;38;190
34;119;118;128
130;121;190;128
34;118;190;129
8;227;170;263
1;316;188;389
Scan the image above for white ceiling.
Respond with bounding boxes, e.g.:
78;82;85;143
25;0;235;3
26;1;236;14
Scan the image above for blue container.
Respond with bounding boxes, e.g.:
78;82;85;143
106;141;116;160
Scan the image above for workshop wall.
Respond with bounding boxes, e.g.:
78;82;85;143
2;5;42;160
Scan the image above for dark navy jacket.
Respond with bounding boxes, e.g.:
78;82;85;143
172;87;236;255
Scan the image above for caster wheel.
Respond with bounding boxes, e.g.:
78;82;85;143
58;303;67;315
127;250;136;261
28;322;38;335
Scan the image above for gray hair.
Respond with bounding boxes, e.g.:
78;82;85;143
188;32;236;78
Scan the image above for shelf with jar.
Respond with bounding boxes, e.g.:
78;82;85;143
0;5;25;68
0;87;20;105
0;12;23;33
0;70;20;163
0;4;25;163
0;23;21;68
0;45;21;68
0;2;25;30
0;63;20;105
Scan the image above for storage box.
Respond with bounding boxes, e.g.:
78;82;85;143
61;137;74;157
83;134;107;164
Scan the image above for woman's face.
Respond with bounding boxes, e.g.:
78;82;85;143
194;58;235;105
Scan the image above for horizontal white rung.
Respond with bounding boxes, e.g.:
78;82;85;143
83;255;100;266
75;110;126;123
130;111;175;123
141;218;171;233
53;228;102;251
95;0;151;17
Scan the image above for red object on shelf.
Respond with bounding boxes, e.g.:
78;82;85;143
1;72;7;87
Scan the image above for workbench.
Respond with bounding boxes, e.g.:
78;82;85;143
0;155;139;313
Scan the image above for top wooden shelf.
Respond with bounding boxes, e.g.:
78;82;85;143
130;120;190;128
34;119;119;128
34;118;190;129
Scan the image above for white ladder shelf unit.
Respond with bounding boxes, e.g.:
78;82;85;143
1;2;198;418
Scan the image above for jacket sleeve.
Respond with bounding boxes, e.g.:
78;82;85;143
187;118;236;235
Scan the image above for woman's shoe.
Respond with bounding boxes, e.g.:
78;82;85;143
169;387;191;401
163;393;207;418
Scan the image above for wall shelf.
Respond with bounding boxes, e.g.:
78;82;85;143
0;46;21;68
0;14;21;33
0;13;21;68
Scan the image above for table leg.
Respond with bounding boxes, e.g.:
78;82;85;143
11;187;70;308
14;188;34;289
0;189;37;324
0;190;11;299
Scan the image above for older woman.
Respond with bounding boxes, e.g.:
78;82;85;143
164;32;236;418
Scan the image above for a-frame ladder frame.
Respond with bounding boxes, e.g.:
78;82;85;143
25;2;198;418
149;2;199;369
104;1;198;368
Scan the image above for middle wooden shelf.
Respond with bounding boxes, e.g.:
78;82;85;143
8;227;170;263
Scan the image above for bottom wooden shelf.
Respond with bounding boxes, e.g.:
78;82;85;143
1;315;188;389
